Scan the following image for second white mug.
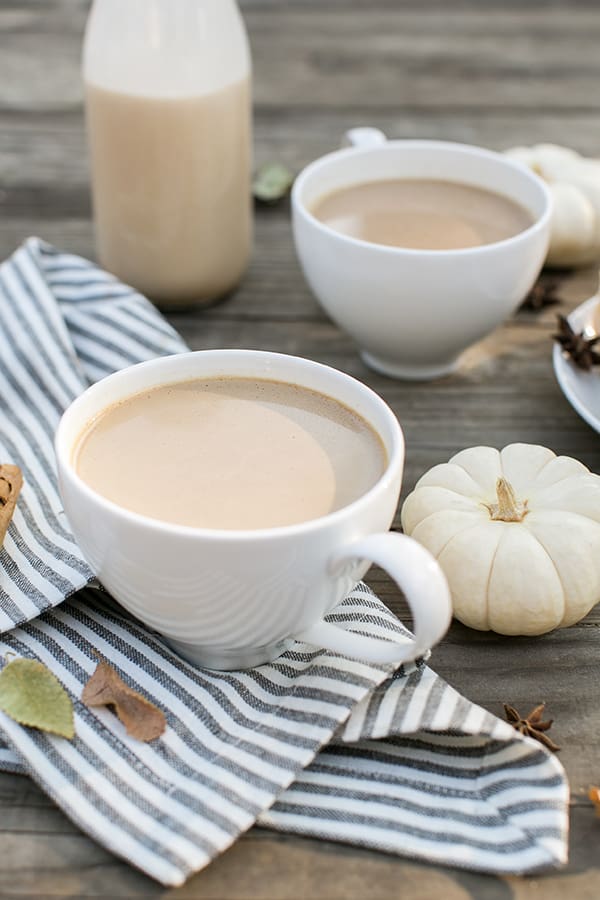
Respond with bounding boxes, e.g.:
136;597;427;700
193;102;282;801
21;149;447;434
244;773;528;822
292;133;552;380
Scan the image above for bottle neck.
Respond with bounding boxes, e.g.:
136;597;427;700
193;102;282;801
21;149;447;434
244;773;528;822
83;0;251;97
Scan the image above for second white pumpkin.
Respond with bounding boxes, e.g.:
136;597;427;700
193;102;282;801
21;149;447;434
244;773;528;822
505;143;600;266
401;443;600;635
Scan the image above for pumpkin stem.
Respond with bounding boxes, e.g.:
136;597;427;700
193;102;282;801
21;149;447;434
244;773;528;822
486;477;529;523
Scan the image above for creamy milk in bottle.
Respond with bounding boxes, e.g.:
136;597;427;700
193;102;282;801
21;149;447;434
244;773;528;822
83;0;252;308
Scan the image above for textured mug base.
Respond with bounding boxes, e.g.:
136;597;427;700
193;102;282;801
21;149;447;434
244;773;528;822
164;636;296;670
361;350;460;381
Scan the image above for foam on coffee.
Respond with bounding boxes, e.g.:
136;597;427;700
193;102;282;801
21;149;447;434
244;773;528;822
74;377;387;530
311;178;533;250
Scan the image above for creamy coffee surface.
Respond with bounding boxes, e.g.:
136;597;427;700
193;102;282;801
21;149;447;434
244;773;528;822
75;378;387;530
311;178;533;250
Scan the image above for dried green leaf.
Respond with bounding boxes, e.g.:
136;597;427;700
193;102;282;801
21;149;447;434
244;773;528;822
253;162;294;203
82;660;166;742
0;658;74;738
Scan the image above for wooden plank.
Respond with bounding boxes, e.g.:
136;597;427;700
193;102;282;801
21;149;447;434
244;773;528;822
2;2;600;113
5;109;600;196
0;769;598;899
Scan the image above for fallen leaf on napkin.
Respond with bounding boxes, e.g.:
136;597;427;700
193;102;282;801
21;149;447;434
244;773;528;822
0;657;74;738
0;463;23;546
82;659;166;742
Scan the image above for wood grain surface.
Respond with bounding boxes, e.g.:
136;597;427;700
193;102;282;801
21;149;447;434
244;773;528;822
1;1;599;897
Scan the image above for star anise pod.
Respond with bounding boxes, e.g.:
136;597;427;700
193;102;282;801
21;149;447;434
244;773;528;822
521;278;563;311
503;702;560;752
553;314;600;371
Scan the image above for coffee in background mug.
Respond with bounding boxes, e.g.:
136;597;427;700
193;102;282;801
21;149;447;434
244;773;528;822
310;178;534;251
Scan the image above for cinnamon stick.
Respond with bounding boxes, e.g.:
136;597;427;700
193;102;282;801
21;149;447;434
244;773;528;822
0;464;23;546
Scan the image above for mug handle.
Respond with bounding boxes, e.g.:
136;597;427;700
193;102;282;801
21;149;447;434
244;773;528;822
342;127;387;150
295;533;452;665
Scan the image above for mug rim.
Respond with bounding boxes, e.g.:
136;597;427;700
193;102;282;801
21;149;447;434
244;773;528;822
55;349;405;542
292;138;553;258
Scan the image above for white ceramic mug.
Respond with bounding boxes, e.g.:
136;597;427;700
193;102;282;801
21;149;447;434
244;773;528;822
292;131;552;380
55;349;451;669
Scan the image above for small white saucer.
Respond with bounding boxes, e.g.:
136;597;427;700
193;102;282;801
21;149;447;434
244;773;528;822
553;295;600;434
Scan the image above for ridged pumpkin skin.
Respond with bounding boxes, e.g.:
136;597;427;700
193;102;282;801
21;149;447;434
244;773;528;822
505;143;600;266
401;443;600;635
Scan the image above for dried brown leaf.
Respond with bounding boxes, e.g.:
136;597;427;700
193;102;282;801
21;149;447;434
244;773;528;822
82;660;166;742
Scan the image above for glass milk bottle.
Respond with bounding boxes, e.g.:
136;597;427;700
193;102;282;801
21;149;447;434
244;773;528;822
83;0;252;309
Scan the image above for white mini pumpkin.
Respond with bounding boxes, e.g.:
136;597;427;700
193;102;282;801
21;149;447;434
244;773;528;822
401;443;600;635
505;143;600;266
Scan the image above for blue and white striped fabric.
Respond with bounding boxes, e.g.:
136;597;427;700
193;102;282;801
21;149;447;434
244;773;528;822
0;238;568;885
0;237;184;629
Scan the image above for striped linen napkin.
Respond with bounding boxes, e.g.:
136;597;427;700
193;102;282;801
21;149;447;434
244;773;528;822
0;238;569;885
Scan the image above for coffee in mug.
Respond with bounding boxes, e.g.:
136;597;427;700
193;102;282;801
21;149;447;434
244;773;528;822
311;178;533;251
74;377;387;530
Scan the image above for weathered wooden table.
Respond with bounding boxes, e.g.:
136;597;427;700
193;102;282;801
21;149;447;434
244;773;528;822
1;1;599;897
